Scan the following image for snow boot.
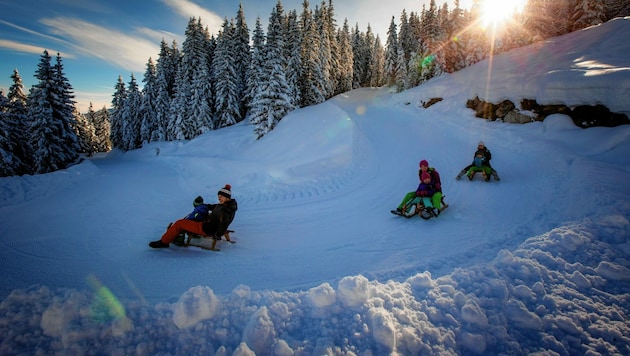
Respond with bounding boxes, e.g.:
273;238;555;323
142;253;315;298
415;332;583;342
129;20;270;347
149;240;169;248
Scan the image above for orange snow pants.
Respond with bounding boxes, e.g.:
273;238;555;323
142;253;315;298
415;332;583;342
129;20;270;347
161;219;205;244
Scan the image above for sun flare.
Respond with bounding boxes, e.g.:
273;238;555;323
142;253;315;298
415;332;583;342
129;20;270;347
480;0;526;27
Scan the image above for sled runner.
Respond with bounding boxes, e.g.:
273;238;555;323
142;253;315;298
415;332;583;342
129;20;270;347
456;168;500;181
391;196;448;220
172;230;235;251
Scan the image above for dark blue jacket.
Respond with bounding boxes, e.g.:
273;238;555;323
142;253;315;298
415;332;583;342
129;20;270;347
185;204;210;221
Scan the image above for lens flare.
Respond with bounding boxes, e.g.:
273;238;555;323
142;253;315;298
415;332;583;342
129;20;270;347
87;274;126;322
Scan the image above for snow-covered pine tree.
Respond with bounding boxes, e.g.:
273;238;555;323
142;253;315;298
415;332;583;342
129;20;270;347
6;68;32;175
299;0;325;107
323;0;340;97
28;50;80;174
120;74;143;150
73;107;97;156
351;24;366;89
398;10;415;80
213;18;241;129
606;0;630;19
187;18;213;134
419;0;446;84
384;16;400;87
140;58;158;144
250;2;295;139
171;17;214;137
443;1;468;74
92;105;112;152
245;17;267;119
571;0;606;31
234;3;252;121
110;75;127;149
167;65;188;141
369;35;385;87
151;39;178;142
52;53;81;158
0;89;17;177
336;19;354;94
315;3;334;100
284;10;303;108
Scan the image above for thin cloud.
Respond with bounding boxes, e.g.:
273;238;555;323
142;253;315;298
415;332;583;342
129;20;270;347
40;17;158;73
161;0;223;33
136;27;182;45
0;39;74;58
0;19;77;50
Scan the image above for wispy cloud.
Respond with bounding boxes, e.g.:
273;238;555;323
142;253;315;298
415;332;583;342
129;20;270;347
40;17;159;73
136;27;181;45
0;39;74;58
0;19;76;55
161;0;223;33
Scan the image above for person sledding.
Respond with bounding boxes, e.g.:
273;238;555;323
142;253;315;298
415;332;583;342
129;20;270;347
391;159;447;218
150;184;237;250
456;141;500;181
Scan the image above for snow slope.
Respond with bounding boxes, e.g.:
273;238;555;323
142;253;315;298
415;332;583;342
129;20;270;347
0;18;629;355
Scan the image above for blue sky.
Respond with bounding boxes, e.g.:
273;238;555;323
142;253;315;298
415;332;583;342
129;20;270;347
0;0;469;112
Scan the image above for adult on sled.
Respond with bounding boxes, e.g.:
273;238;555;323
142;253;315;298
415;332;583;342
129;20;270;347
149;185;237;249
456;141;500;181
392;159;444;216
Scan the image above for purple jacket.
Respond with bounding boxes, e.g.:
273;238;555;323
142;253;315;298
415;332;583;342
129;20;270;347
416;181;438;197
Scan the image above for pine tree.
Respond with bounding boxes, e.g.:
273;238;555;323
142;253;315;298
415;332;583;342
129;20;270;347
246;17;268;118
336;19;354;93
323;0;340;97
186;19;213;134
299;0;325;106
315;3;334;99
52;53;81;157
571;0;606;31
169;17;213;138
6;68;32;174
351;25;365;89
384;16;400;87
418;0;446;84
152;39;178;142
110;75;126;149
92;105;112;152
250;2;295;139
398;10;415;74
285;10;303;108
214;18;241;128
140;58;158;144
121;74;143;150
167;66;189;140
234;4;252;120
74;107;97;156
369;35;385;87
28;50;80;174
0;89;17;177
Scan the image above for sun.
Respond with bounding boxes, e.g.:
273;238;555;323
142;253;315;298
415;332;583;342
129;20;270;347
479;0;526;28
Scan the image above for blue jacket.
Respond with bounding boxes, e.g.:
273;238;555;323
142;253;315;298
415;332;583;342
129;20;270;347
185;204;210;221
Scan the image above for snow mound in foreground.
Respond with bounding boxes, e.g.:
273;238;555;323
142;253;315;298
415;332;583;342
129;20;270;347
1;216;628;355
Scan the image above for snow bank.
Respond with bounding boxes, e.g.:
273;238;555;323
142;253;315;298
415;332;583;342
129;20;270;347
1;218;628;355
